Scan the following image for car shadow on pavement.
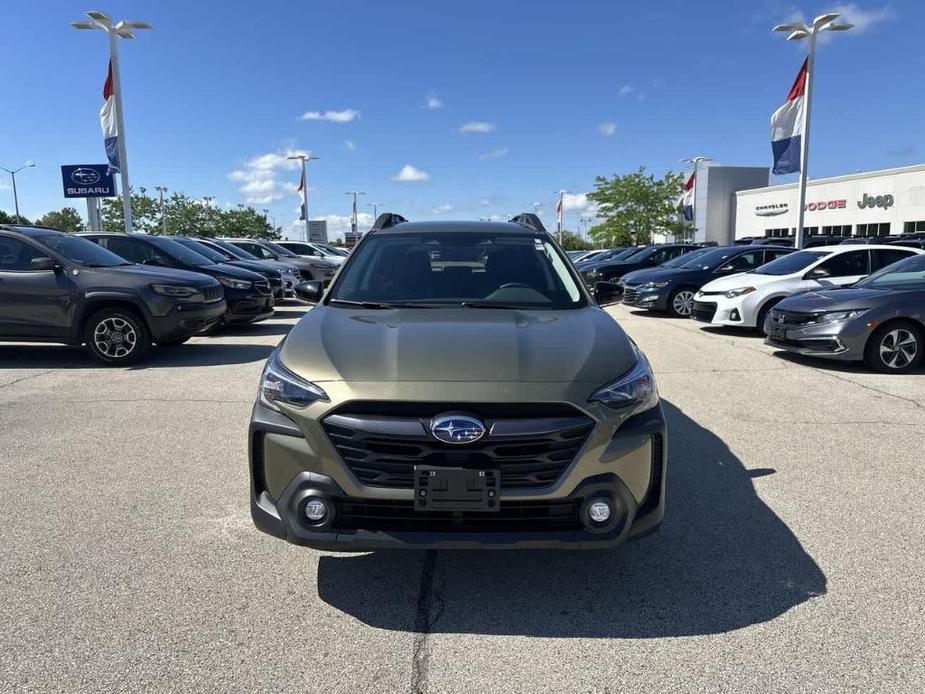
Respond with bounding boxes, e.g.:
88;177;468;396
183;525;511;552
316;399;827;637
772;349;925;375
0;343;275;369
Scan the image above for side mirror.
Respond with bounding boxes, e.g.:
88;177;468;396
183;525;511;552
804;267;830;280
30;257;57;271
716;263;735;273
294;280;323;304
593;281;622;305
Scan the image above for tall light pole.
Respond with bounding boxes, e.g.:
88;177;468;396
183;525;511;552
580;216;592;240
288;153;319;242
72;12;152;234
1;162;35;220
346;191;365;240
553;190;571;244
154;185;168;234
773;13;852;249
368;201;380;220
679;156;712;241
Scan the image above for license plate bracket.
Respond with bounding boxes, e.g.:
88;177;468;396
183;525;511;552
414;466;499;512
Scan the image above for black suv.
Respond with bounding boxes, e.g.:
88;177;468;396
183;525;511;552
81;233;274;326
170;236;285;300
0;225;225;364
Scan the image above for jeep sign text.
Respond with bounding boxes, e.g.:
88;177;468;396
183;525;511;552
857;193;894;210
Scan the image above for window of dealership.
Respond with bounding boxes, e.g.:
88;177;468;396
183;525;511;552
734;164;925;242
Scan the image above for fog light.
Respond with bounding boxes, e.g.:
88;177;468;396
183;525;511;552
303;498;328;521
730;309;741;321
588;500;612;523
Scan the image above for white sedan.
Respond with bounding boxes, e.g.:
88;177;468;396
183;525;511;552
691;244;922;331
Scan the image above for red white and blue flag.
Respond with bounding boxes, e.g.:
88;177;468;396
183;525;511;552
681;171;695;221
770;58;807;175
100;60;120;174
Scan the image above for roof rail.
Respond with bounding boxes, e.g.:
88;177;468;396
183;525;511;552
371;213;408;230
508;213;547;234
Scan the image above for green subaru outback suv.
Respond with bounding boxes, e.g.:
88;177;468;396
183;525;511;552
249;214;666;550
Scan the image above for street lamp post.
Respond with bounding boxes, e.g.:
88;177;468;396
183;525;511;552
288;154;319;242
368;202;380;220
773;13;853;249
154;185;167;234
345;191;365;241
679;156;712;242
72;12;152;234
0;162;35;220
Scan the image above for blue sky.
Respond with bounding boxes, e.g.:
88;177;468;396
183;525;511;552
2;1;921;239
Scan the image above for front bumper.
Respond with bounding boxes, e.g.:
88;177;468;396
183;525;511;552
622;285;668;311
248;399;667;550
225;293;275;324
764;313;869;361
691;292;758;327
149;299;227;341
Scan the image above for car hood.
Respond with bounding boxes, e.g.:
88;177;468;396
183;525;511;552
227;259;279;277
107;264;218;287
700;271;783;292
279;306;636;384
198;262;265;281
776;287;895;312
622;267;699;285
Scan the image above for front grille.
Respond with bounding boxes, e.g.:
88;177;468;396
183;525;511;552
203;285;224;302
322;403;594;490
254;280;271;295
772;309;816;326
691;301;717;322
334;497;582;532
268;277;282;289
637;433;663;516
622;286;641;305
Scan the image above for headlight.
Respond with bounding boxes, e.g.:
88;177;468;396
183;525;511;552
807;309;868;325
723;286;756;299
150;284;197;298
218;276;253;290
589;346;658;416
258;348;328;412
641;281;670;290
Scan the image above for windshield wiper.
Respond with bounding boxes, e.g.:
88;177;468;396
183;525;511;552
328;299;442;309
459;301;537;309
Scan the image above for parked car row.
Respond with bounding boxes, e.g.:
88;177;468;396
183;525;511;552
583;241;925;374
0;224;334;365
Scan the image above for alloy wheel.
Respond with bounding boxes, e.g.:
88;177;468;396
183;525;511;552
879;328;918;370
93;317;138;359
672;290;695;317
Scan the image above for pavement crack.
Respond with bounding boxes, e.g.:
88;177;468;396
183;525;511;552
410;550;439;694
0;370;54;390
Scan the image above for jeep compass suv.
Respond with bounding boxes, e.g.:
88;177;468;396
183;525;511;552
249;213;666;550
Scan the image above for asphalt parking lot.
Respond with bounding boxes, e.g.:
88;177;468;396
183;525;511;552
2;303;923;693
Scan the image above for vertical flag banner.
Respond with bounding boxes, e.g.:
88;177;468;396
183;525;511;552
297;169;306;220
681;171;695;221
770;58;807;175
100;60;120;174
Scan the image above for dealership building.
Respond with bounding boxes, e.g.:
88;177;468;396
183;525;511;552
734;164;925;242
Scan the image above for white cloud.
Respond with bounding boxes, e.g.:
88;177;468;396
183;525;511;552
424;92;443;109
618;84;633;97
460;121;496;134
298;108;360;123
343;139;356;152
431;203;455;214
829;4;894;33
598;122;616;137
478;146;509;160
392;164;430;182
561;192;599;218
227;148;308;203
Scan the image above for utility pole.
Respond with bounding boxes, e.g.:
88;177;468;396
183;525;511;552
0;162;35;220
72;12;152;233
154;185;167;234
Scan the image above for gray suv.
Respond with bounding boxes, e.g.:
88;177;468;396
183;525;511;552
249;214;667;550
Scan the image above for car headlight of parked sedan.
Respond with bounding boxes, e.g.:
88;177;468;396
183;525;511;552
805;309;869;325
259;349;328;412
218;277;253;290
589;347;658;416
723;286;756;299
640;281;670;290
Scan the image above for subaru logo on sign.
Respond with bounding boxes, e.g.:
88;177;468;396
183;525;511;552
430;413;486;444
71;168;101;186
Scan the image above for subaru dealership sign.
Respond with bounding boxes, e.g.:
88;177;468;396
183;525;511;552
60;164;115;198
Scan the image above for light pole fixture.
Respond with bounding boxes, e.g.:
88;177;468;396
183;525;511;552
368;201;380;220
345;191;365;239
0;161;35;220
553;190;571;244
72;11;152;234
772;13;852;248
154;185;168;234
288;153;320;242
679;156;712;241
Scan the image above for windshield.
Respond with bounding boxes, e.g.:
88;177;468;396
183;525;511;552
618;246;651;261
663;247;710;268
328;232;586;309
679;247;742;270
856;254;925;290
210;238;258;260
144;235;214;267
753;250;828;276
173;238;227;264
34;233;130;267
262;241;298;257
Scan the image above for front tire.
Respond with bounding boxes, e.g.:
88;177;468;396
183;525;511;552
667;288;696;318
83;309;151;365
864;321;923;374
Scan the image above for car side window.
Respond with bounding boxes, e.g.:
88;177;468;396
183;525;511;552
238;242;271;259
872;248;915;271
728;251;763;271
0;237;51;271
106;238;170;266
816;250;870;277
763;249;791;263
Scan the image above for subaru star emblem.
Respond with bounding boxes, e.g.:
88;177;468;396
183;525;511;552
71;168;100;186
430;413;486;444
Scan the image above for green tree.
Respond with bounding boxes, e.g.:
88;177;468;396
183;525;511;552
0;210;32;225
586;167;692;246
558;230;593;251
101;187;161;232
35;207;86;232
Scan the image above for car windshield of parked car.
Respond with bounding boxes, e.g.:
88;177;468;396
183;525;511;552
328;232;586;308
32;232;130;267
211;239;257;260
753;250;828;276
144;235;213;267
856;254;925;289
663;247;710;268
173;238;228;264
262;241;299;258
679;247;742;270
